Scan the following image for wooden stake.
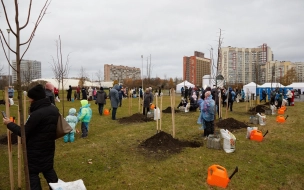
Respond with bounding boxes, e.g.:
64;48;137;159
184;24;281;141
138;89;140;113
225;89;229;119
219;92;222;119
171;89;176;138
155;93;158;133
5;87;14;190
17;105;21;188
160;93;162;131
130;90;133;115
128;90;131;115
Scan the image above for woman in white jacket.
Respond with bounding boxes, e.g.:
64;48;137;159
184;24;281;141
286;89;292;106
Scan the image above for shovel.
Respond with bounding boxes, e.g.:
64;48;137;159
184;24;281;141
229;166;239;180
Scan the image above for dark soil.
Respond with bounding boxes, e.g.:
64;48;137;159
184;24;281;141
162;107;180;113
118;113;154;124
216;118;248;131
139;131;202;156
249;105;269;113
0;133;18;145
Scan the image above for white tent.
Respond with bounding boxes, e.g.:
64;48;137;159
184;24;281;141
176;80;195;93
242;82;260;95
31;78;113;90
259;82;285;88
286;82;304;93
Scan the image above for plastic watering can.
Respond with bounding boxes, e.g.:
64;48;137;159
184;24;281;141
281;106;286;111
276;115;288;123
250;130;268;142
277;108;284;115
207;165;238;188
103;109;110;116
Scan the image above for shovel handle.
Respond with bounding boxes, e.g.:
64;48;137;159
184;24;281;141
229;166;238;180
263;130;269;137
285;115;289;120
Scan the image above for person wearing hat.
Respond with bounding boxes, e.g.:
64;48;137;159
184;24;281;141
45;82;56;105
95;87;107;115
3;84;59;189
199;91;215;139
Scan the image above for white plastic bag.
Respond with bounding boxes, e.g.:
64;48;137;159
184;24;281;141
246;127;258;139
256;113;266;126
9;98;14;105
270;105;276;115
56;96;60;102
49;179;86;190
282;99;287;107
185;103;190;112
154;107;160;120
220;129;236;153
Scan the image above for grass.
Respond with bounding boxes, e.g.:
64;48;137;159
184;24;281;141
1;93;304;190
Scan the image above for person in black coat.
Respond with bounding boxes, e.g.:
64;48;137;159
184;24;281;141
67;85;72;101
95;87;107;115
3;84;59;190
81;87;87;100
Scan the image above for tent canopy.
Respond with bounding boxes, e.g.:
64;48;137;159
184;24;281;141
31;78;113;90
242;82;260;94
259;82;285;88
176;80;195;93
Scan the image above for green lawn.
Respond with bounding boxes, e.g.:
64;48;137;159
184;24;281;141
0;95;304;189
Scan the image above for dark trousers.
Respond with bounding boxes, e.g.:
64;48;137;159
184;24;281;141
29;168;58;190
288;98;292;106
228;101;234;111
143;107;150;116
98;103;104;115
112;107;117;120
270;97;275;105
81;122;88;137
203;120;214;137
119;98;122;107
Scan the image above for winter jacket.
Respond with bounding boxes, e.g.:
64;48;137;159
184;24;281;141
286;90;292;98
7;98;59;173
45;89;55;105
65;108;78;133
95;90;107;104
143;92;153;108
109;85;120;108
199;95;215;122
8;88;14;98
88;87;93;97
78;100;92;123
226;88;236;102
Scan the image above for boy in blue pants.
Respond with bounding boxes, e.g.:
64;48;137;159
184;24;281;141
78;100;92;138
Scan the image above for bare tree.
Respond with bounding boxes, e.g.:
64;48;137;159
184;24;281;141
95;69;103;87
50;35;70;117
22;61;39;91
78;66;88;87
0;1;51;189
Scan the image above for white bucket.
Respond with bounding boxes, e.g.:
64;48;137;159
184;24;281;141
256;113;266;126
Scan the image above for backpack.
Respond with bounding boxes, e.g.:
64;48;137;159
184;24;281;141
228;91;233;101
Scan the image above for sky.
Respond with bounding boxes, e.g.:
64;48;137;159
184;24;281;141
0;0;303;81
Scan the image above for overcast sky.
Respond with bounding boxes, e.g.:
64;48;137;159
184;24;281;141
0;0;303;81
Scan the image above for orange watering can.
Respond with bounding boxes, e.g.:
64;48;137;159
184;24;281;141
103;109;110;116
207;165;238;188
276;115;288;123
281;106;286;111
250;130;268;142
150;103;155;109
277;108;284;115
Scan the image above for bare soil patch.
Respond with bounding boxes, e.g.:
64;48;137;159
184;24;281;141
139;131;202;158
216;118;248;131
118;113;154;124
0;133;18;145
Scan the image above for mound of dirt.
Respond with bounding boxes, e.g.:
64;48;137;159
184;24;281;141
216;118;248;131
118;113;154;124
0;133;18;145
249;105;269;113
139;131;202;154
162;107;180;113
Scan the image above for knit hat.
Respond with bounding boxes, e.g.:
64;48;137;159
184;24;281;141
27;84;46;101
100;87;103;90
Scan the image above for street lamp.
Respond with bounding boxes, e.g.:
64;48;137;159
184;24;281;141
6;29;10;86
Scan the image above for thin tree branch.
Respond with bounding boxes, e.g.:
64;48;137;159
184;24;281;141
0;36;17;72
0;30;17;54
1;0;17;36
20;0;33;30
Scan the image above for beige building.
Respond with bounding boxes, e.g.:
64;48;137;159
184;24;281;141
220;44;273;84
104;64;141;82
262;61;304;82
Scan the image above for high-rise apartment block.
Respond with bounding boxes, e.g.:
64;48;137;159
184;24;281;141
219;44;273;84
183;51;211;87
104;64;141;82
262;61;304;82
12;60;41;84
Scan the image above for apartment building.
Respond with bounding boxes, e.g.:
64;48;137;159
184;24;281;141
183;51;211;87
219;44;273;85
104;64;141;82
12;60;41;84
262;61;304;82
